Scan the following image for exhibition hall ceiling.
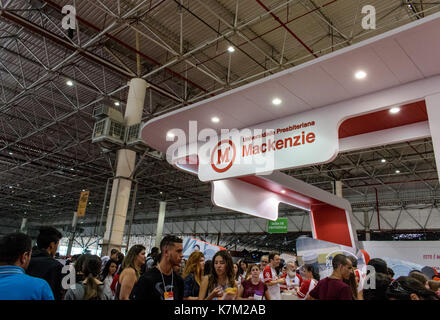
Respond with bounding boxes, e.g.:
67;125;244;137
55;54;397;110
0;0;439;235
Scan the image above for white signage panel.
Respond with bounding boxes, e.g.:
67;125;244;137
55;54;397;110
198;111;339;182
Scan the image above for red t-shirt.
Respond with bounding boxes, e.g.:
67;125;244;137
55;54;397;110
241;279;267;299
309;277;353;300
297;279;318;299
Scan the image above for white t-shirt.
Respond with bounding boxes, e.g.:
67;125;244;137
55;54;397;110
263;265;281;300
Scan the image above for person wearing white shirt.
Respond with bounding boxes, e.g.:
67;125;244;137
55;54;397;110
263;253;284;300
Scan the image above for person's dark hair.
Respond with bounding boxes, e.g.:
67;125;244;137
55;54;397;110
386;276;438;300
100;259;118;282
343;271;358;300
74;254;90;282
82;255;103;300
387;268;395;278
363;272;392;300
160;235;183;253
204;260;212;276
0;233;32;265
304;264;320;281
233;263;241;280
208;250;235;293
332;254;349;270
268;252;278;263
149;247;159;256
36;227;62;249
409;270;428;285
110;249;118;256
116;252;124;264
194;244;200;250
238;259;248;275
368;258;388;274
347;255;358;268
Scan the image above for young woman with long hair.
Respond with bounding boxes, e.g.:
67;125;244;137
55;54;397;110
116;244;146;300
182;251;205;300
198;250;237;300
100;259;118;298
64;255;112;300
238;264;271;300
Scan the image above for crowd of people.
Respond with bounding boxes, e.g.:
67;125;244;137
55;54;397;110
0;228;439;301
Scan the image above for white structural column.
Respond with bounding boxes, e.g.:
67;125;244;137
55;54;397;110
20;218;27;233
426;94;440;182
335;181;343;197
102;78;148;255
364;212;371;241
155;201;167;247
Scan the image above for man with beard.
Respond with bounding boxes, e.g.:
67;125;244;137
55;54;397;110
130;235;184;300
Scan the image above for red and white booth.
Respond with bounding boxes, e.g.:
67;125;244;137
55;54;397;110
142;12;440;251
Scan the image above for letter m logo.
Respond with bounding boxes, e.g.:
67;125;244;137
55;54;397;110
217;147;230;164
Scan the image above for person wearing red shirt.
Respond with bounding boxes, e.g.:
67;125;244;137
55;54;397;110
280;260;302;292
263;253;284;300
297;264;319;300
307;254;353;300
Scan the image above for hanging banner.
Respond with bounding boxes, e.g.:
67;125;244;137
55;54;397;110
268;218;288;234
76;190;89;217
182;238;225;260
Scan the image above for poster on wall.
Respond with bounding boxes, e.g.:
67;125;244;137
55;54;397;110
182;238;225;261
296;237;367;280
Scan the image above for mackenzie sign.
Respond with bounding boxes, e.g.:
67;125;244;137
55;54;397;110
197;109;340;182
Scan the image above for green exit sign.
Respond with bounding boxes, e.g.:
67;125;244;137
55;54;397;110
268;218;288;234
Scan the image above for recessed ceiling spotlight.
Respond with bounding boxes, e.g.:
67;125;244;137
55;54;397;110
355;71;367;80
395;170;400;174
272;98;282;105
389;107;401;114
138;202;142;205
114;101;120;106
9;186;13;189
211;116;220;123
52;195;56;198
381;159;386;163
227;46;235;53
160;191;163;195
66;80;74;87
8;152;13;155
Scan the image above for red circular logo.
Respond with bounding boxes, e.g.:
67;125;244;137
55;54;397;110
211;140;236;173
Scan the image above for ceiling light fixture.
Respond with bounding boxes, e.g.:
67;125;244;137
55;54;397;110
381;159;386;163
8;152;13;155
114;101;120;106
389;107;401;114
66;80;74;86
211;116;220;123
227;46;235;53
272;98;282;105
395;170;400;174
355;71;367;80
